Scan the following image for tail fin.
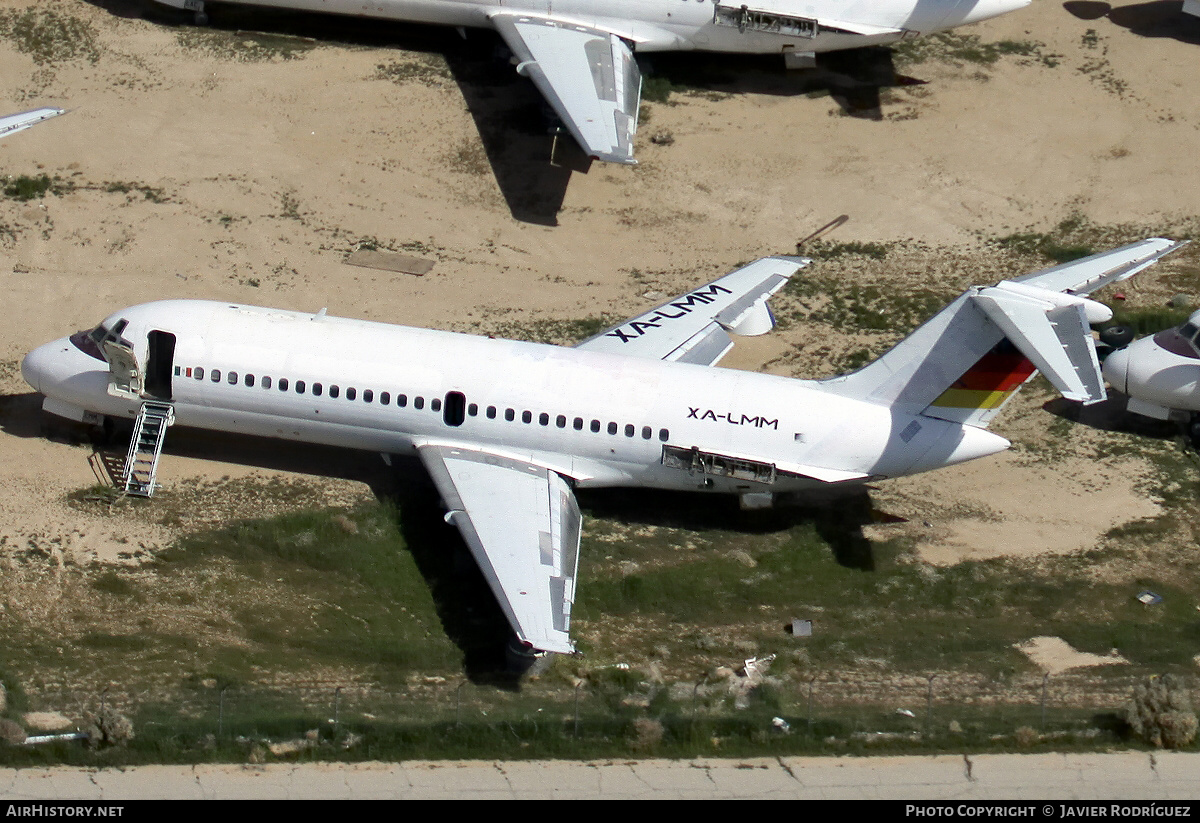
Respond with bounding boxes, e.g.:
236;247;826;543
818;238;1187;427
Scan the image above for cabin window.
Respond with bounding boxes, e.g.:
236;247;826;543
279;378;289;391
486;406;497;419
591;419;600;433
296;380;306;394
174;366;181;376
348;388;358;401
228;371;239;385
641;426;652;440
211;369;221;382
539;412;549;426
556;415;567;428
659;428;669;441
522;411;532;424
313;383;323;397
381;391;390;405
573;417;583;431
625;424;635;437
262;376;272;389
607;422;618;435
444;392;466;427
415;397;424;410
397;394;407;407
364;390;374;403
245;374;255;387
430;397;440;411
505;408;515;422
194;368;204;380
330;385;339;398
467;403;478;417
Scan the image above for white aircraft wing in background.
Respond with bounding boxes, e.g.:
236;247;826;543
0;107;64;140
417;441;582;655
490;14;642;165
574;256;807;365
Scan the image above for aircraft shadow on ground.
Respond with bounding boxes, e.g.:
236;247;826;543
639;46;925;121
2;391;886;679
1043;393;1182;440
1063;1;1200;44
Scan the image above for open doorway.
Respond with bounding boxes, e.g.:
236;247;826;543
145;330;176;401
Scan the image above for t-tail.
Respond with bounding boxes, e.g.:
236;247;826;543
817;239;1188;427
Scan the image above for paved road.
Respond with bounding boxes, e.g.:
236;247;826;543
1;753;1197;799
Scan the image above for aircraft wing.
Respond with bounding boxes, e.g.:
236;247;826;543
0;107;64;140
416;441;582;655
574;256;808;365
1013;238;1188;296
490;13;641;165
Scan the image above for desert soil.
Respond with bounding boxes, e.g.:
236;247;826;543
1;0;1199;683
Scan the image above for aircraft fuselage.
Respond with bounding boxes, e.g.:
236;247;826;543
151;0;1028;55
22;299;1006;496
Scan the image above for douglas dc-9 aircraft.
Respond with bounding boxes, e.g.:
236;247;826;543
151;0;1029;163
0;108;65;140
22;239;1182;654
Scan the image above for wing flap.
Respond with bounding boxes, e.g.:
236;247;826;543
576;257;807;365
492;13;641;164
417;442;582;654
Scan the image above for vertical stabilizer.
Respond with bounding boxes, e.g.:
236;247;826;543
817;239;1187;428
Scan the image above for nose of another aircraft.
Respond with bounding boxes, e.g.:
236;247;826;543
1101;346;1130;395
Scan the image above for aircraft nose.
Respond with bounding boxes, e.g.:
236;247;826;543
21;337;94;397
21;340;63;394
1102;346;1130;394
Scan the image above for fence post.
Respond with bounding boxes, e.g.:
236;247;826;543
807;677;815;734
456;681;465;729
925;674;936;737
218;686;227;738
334;686;341;731
1040;672;1049;731
573;681;582;739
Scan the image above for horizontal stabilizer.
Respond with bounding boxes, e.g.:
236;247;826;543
1015;238;1189;295
972;285;1104;403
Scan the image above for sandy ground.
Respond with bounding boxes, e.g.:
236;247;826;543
1;0;1199;679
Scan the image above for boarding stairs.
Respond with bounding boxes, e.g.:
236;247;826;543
121;401;174;497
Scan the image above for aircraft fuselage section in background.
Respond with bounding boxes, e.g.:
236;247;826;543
150;0;1027;53
22;299;1000;495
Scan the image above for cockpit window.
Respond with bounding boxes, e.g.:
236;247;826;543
1180;322;1198;340
79;319;133;362
68;328;106;362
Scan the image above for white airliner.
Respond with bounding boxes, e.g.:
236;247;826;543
1102;304;1200;431
0;108;65;140
22;238;1182;654
150;0;1029;163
